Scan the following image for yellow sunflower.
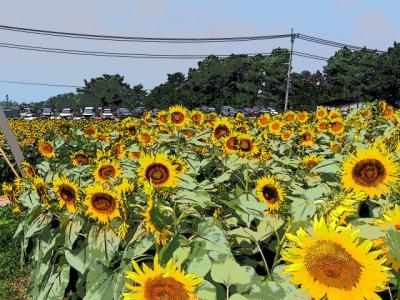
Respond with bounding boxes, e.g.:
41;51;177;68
299;127;316;147
330;141;342;153
123;119;139;139
53;177;79;213
329;118;345;135
71;152;90;166
93;159;122;183
341;143;399;198
284;111;297;123
190;110;205;126
83;125;97;136
297;111;309;123
33;177;49;205
282;217;389;300
268;119;283;135
316;120;329;133
123;254;203;300
328;109;342;120
280;130;292;141
137;152;179;188
156;110;168;125
257;113;271;128
168;105;189;128
113;143;126;160
223;134;239;154
315;106;328;120
38;140;55;158
170;155;188;174
236;112;246;122
256;176;285;211
84;184;120;224
21;161;36;178
212;117;233;143
302;154;323;169
237;134;259;156
138;129;157;147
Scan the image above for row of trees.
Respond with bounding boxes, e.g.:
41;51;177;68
30;42;400;112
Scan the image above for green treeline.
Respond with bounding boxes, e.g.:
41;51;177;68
14;43;400;112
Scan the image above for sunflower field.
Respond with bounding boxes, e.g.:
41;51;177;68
1;101;400;300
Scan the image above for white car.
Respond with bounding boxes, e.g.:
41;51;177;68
59;108;73;119
82;107;95;119
101;108;114;120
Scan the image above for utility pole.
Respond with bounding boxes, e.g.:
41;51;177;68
5;94;9;108
284;28;296;112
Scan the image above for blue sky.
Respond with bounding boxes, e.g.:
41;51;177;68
0;0;400;102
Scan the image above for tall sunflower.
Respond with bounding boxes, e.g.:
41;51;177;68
93;159;122;183
84;184;120;224
237;134;259;157
282;217;389;300
268;119;283;135
329;118;345;135
53;177;79;213
341;143;399;198
71;152;90;166
137;152;179;188
299;127;316;147
212;118;233;143
256;176;285;211
190;110;205;127
302;154;323;169
257;113;271;128
315;106;328;120
168;105;189;128
223;134;239;154
33;177;49;205
38;140;55;158
123;254;203;300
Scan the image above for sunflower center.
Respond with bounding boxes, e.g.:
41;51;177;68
395;224;400;230
239;139;252;152
214;125;229;139
128;126;136;135
306;160;319;168
59;185;76;203
145;163;170;185
262;185;279;204
171;111;184;124
144;276;189;300
259;117;268;125
91;193;116;212
331;121;343;132
42;143;53;153
99;165;116;180
304;240;362;290
303;132;312;141
75;154;89;165
271;123;280;130
192;114;201;123
226;137;237;150
140;133;151;143
352;159;386;187
84;126;96;135
159;115;167;123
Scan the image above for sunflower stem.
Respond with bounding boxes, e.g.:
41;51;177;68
255;240;270;277
226;284;230;299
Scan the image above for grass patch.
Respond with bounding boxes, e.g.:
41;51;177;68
0;205;30;300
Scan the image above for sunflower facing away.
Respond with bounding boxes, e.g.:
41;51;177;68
137;152;180;188
341;143;399;198
256;175;285;211
84;184;120;224
53;176;79;213
123;254;203;300
282;217;389;300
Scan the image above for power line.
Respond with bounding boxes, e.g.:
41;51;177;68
0;41;327;61
0;24;292;43
298;34;386;54
0;80;81;88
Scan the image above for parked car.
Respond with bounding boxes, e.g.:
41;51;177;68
101;108;115;120
41;107;55;118
149;108;160;117
19;107;32;119
243;107;258;118
220;106;238;116
132;107;146;118
82;107;96;119
59;108;73;119
200;106;216;113
115;107;131;119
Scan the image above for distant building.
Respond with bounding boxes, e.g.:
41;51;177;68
319;99;367;115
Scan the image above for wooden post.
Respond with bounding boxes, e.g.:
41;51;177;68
0;105;24;175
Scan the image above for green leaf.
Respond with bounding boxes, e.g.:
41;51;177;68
187;241;212;277
65;246;88;274
84;262;114;300
290;197;317;222
64;217;83;249
386;229;400;266
229;294;251;300
311;159;339;174
87;225;120;266
195;280;218;300
36;264;70;300
25;212;53;238
211;258;255;286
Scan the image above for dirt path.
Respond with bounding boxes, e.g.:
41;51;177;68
0;195;10;207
